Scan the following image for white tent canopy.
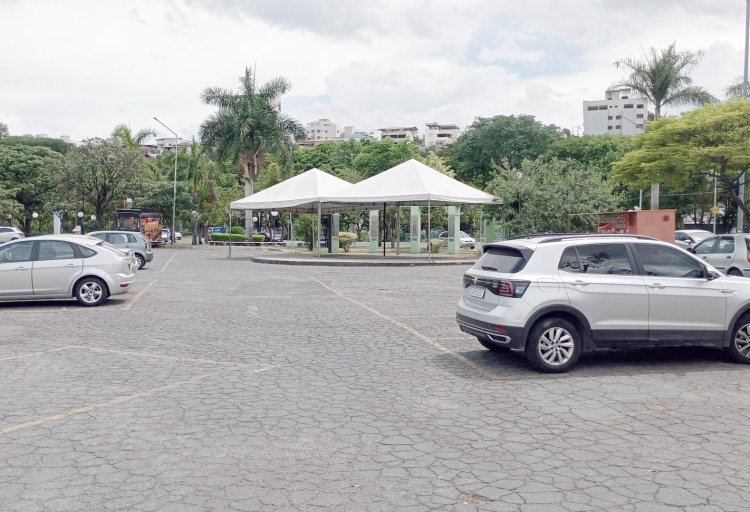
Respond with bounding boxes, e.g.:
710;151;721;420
229;168;351;213
319;159;499;207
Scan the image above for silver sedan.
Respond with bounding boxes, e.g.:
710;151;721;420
0;235;136;306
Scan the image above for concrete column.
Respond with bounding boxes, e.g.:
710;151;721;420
447;206;460;254
482;217;495;245
369;210;379;253
331;213;340;253
410;206;421;253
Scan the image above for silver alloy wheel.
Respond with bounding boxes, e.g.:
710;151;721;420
79;281;103;304
538;327;575;366
734;324;750;359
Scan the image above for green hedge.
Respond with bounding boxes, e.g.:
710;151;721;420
251;233;266;243
230;226;246;235
210;233;246;242
428;238;444;253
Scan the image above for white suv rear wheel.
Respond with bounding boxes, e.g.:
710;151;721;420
526;317;581;373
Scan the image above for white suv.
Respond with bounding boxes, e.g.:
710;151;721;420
456;234;750;373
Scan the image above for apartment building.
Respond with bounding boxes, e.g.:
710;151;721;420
379;127;419;142
306;119;339;141
583;87;648;136
424;123;460;147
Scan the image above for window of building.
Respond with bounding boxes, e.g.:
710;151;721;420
615;125;621;129
636;124;644;129
622;95;629;99
608;116;613;120
624;104;633;108
637;104;644;108
598;105;607;110
587;106;598;111
608;126;613;130
616;115;621;119
636;113;644;119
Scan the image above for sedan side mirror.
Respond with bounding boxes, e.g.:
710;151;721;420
706;269;720;280
687;247;696;254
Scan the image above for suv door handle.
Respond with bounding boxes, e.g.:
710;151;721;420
14;266;28;271
571;280;589;286
65;263;77;267
648;283;666;289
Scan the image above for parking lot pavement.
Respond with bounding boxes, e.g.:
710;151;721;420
1;246;749;511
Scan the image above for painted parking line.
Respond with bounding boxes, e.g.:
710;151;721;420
311;278;497;380
0;345;79;363
160;252;179;272
73;345;248;367
120;279;157;311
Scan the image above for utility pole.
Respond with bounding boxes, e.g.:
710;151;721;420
739;0;749;233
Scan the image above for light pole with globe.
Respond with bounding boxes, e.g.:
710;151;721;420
77;211;84;234
6;214;11;226
90;214;96;231
31;212;38;235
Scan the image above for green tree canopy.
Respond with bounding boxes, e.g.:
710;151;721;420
0;135;73;154
545;134;634;175
0;144;61;232
487;158;622;237
447;115;561;188
0;122;8;138
54;138;149;229
112;124;156;147
614;100;750;218
353;140;422;179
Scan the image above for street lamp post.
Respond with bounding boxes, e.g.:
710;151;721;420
31;212;38;235
6;214;11;227
153;116;178;244
739;0;750;233
191;210;199;246
77;211;84;234
90;214;96;231
271;210;278;245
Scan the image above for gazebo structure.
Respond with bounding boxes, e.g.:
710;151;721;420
230;160;500;259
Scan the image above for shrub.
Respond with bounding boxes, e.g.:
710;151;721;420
359;231;370;242
294;214;317;251
210;233;245;243
429;238;444;253
339;232;357;252
251;233;266;244
230;226;246;235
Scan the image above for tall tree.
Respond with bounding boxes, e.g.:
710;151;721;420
613;100;750;222
0;122;8;138
614;43;716;210
447;115;561;188
111;124;156;147
0;145;61;233
199;67;305;232
55;138;148;229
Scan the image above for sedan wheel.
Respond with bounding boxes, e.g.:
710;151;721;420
75;277;107;307
728;314;750;364
526;317;581;373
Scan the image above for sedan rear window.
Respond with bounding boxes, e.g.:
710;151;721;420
473;246;529;273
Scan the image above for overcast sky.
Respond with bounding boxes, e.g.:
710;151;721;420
0;0;746;141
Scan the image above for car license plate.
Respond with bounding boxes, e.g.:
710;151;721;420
470;285;485;298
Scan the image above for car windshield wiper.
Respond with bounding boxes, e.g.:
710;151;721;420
481;265;498;271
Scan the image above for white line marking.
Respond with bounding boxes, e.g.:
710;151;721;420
73;346;248;367
121;279;157;311
311;278;497;379
0;345;79;362
160;252;179;272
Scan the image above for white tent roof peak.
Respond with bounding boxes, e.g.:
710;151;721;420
229;168;351;211
320;158;498;206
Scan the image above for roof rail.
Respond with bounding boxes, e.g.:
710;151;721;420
508;232;586;240
536;234;658;244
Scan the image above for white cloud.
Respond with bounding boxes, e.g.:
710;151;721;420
0;0;747;140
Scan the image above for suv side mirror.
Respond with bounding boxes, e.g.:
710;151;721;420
687;247;696;254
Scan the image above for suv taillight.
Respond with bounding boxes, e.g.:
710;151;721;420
496;280;530;298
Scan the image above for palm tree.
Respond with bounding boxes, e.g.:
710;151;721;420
199;67;305;232
111;124;156;147
614;43;717;208
725;77;749;99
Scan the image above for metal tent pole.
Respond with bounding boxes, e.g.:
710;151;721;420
396;203;400;256
428;200;432;263
383;202;386;257
317;203;321;258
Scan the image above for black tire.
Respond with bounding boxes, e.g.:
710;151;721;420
727;314;750;364
525;317;581;373
74;277;108;307
135;253;146;269
727;268;743;277
478;337;508;352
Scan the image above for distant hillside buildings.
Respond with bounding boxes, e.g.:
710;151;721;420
583;87;648;136
299;119;461;148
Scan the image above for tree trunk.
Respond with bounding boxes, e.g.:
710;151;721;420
244;178;254;235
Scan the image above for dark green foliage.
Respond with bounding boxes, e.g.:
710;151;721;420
0;136;73;154
447;115;561;187
230;225;246;235
210;233;246;242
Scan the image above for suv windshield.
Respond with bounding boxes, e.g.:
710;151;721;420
473;246;529;273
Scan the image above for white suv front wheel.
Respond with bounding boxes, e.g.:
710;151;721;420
526;317;582;373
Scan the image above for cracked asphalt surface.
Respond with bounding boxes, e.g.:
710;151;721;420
1;246;749;511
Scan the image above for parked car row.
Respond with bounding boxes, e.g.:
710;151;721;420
0;235;137;307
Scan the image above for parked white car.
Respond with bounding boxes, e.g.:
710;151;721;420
0;227;24;243
0;235;136;306
675;229;713;249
